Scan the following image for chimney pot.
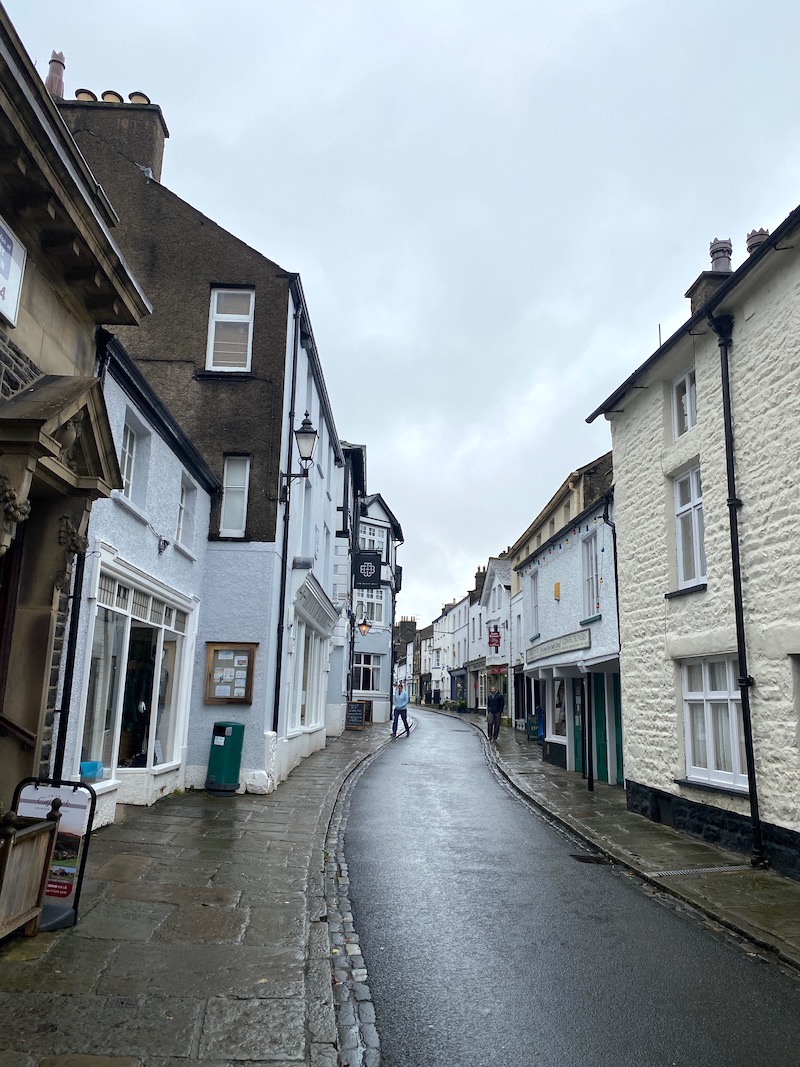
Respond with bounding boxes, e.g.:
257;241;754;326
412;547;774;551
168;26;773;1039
75;88;97;102
101;90;124;104
128;91;151;105
709;238;733;272
746;228;770;255
45;51;65;98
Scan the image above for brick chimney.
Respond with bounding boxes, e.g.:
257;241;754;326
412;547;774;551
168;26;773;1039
685;238;733;314
57;88;169;183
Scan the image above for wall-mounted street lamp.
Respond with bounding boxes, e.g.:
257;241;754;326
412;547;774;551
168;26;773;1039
357;616;372;637
280;412;318;502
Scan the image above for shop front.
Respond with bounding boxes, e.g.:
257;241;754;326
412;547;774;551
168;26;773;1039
71;552;198;824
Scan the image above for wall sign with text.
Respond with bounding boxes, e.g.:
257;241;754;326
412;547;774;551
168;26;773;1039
204;642;258;704
0;213;27;328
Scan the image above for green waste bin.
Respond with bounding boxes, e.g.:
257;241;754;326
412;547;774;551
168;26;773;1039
205;721;244;796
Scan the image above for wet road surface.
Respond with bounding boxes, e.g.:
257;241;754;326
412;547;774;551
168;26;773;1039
345;710;800;1067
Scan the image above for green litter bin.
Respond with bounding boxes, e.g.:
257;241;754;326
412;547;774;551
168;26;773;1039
205;721;244;796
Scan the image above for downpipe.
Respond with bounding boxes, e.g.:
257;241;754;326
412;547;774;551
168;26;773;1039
707;312;768;868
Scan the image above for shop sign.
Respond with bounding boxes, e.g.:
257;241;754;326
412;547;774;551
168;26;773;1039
0;213;27;328
488;630;501;647
525;629;591;663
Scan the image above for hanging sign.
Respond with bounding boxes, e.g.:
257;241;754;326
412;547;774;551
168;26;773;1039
353;551;382;588
488;630;501;647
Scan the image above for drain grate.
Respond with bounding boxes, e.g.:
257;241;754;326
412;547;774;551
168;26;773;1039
652;864;751;878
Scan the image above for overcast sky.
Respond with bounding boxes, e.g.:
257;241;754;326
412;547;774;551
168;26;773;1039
8;1;800;625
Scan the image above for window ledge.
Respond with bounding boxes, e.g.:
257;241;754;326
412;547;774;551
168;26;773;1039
674;777;749;798
112;491;150;526
665;583;708;600
173;541;197;562
544;736;567;745
194;370;254;380
579;614;602;626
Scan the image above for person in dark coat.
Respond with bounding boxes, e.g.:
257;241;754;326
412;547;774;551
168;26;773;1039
487;685;505;743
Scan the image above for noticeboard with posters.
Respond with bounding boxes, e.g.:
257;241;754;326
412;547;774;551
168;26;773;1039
205;642;258;704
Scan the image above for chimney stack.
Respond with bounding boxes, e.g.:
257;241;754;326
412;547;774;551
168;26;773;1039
685;238;735;315
746;228;769;255
44;51;65;99
58;90;170;183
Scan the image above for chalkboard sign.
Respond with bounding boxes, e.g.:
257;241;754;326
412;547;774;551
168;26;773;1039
346;701;366;730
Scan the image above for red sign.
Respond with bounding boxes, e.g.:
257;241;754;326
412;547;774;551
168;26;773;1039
488;630;500;647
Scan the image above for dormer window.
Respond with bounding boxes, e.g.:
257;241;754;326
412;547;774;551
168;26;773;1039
673;368;697;438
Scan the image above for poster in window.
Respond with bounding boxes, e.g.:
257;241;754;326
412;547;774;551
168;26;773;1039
205;642;258;704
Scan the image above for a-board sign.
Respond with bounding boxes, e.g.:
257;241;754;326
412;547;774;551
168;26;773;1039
345;701;366;730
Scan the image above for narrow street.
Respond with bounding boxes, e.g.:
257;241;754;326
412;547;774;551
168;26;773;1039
344;710;800;1067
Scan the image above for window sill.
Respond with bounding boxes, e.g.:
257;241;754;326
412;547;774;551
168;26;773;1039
545;735;567;745
579;614;602;626
194;370;254;380
674;777;749;798
112;491;150;526
173;541;197;562
665;583;708;600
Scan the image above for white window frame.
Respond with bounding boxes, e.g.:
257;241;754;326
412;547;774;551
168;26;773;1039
175;477;197;547
359;523;387;559
582;532;600;618
355;587;384;624
205;288;255;372
121;423;136;499
675;465;706;587
220;456;250;538
682;657;747;790
353;652;381;692
530;570;539;636
673;368;697;439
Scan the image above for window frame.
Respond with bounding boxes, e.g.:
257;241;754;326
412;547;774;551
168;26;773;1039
682;657;747;791
355;586;385;624
205;287;255;372
673;368;697;439
582;532;600;618
675;465;706;587
121;423;136;499
353;652;381;692
220;455;250;538
359;523;387;560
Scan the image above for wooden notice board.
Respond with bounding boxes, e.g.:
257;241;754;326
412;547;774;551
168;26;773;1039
345;701;366;730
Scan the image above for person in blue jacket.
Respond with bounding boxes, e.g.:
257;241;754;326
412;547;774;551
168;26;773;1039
391;681;411;739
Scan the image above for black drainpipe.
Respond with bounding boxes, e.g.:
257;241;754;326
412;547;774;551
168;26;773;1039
707;312;767;868
272;301;302;733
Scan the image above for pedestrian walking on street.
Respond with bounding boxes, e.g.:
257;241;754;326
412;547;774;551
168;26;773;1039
487;684;505;743
392;681;411;738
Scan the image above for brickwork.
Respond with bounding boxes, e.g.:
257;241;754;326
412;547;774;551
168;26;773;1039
609;238;800;843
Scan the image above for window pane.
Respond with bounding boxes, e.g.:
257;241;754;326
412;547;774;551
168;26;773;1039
685;663;703;693
674;379;688;436
696;504;706;577
155;636;182;764
216;291;252;316
213;321;250;367
711;702;733;772
707;660;727;691
222;488;246;533
689;703;707;767
81;608;127;782
679;512;696;581
225;457;249;487
677;475;691;508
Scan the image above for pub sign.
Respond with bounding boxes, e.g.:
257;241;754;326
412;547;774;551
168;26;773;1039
353;550;382;588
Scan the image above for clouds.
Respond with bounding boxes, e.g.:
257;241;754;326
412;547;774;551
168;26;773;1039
9;0;800;622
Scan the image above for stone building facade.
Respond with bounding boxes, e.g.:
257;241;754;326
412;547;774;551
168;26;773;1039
589;220;800;877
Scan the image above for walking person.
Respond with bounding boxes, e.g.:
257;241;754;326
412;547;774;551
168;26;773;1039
487;684;505;744
391;681;411;739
